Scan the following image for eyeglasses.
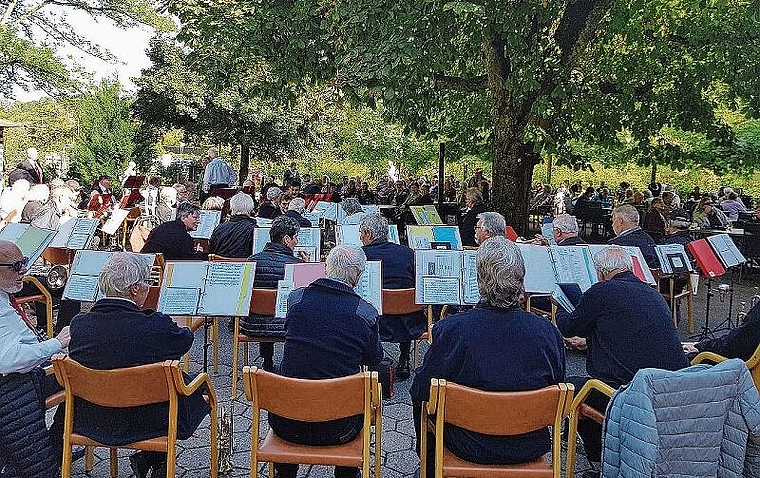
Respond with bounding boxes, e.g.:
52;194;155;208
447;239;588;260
474;225;484;230
0;257;30;273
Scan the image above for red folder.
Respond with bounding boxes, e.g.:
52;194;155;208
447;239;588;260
630;255;648;283
505;226;518;242
688;239;726;278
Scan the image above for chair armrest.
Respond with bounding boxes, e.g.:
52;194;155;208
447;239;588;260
44;364;54;376
691;351;729;365
570;379;615;413
425;378;440;415
165;360;216;403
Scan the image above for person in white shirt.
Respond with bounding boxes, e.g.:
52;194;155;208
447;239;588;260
0;240;72;477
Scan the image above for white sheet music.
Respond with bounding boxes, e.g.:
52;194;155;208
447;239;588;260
461;250;479;304
101;208;131;235
274;280;294;318
294;246;318;262
51;218;98;249
421;276;461;304
190;210;221;239
313;201;338;222
516;244;556;294
63;275;101;302
64;251;155;301
414;250;465;304
336;224;400;246
655;244;694;274
252;227;271;255
706;233;745;268
550;246;597;292
159;288;201;315
354;261;382;313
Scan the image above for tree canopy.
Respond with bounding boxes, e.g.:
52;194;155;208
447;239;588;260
172;0;760;230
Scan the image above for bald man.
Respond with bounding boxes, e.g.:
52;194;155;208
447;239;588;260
0;240;72;477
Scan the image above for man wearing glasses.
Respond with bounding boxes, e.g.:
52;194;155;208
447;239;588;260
0;240;72;477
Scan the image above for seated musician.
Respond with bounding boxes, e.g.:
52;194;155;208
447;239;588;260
359;214;424;380
141;202;207;260
87;175;114;212
555;246;688;474
683;300;760;361
474;211;506;245
460;188;489;247
410;237;565;474
209;192;257;258
65;253;209;478
0;240;74;477
608;204;659;267
271;244;383;478
243;216;305;371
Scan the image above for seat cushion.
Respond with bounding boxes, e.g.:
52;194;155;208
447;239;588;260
257;428;364;467
442;447;552;477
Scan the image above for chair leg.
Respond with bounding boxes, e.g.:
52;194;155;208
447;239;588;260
566;412;580;478
268;462;274;478
85;446;95;471
109;447;118;478
413;339;419;370
210;402;219;478
375;407;382;478
167;441;177;478
61;444;73;478
687;294;695;333
213;318;219;374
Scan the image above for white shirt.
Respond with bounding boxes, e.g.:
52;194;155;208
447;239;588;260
0;291;62;375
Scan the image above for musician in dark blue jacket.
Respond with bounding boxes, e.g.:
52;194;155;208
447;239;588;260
66;253;209;478
209;192;257;258
410;237;566;474
243;216;305;371
608;204;659;267
360;213;425;379
272;245;383;478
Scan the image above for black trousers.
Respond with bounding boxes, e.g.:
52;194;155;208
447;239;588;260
568;375;611;463
268;413;361;478
0;370;60;478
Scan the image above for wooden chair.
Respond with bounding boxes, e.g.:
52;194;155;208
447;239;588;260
565;379;615;478
243;367;381;478
421;380;574;478
232;288;279;399
17;276;54;337
381;288;426;367
655;270;695;333
52;355;218;478
691;343;760;391
121;206;143;248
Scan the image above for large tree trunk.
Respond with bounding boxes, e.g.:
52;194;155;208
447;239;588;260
239;143;250;184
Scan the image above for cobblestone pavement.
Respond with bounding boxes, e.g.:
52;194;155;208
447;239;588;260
56;272;760;477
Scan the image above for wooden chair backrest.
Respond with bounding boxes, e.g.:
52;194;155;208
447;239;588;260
745;344;760;390
52;355;170;407
247;368;368;422
249;288;277;316
438;382;571;436
42;247;75;265
382;288;425;315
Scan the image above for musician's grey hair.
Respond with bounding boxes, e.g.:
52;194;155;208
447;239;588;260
465;188;483;204
476;236;525;308
176;201;200;220
99;253;151;297
553;214;579;234
230;192;255;215
342;198;364;215
359;214;389;242
288;197;306;214
475;212;506;237
592;246;633;276
326;244;366;288
612;204;640;225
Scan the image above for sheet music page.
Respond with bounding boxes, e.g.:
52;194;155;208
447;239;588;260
66;218;98;250
303;212;321;227
407;226;435;249
432;226;462;250
461;250;480;304
354;260;382;313
551;285;575;313
388;225;400;244
410;206;430;225
296;227;321;247
164;262;209;289
199;262;256;316
49;218;75;248
255;217;273;227
101;208;131;235
421;276;462;304
550;246;597;292
158;287;201;315
290;262;327;288
274;280;294;318
541;222;556;244
3;224;56;265
189;210;221;239
62;274;100;302
69;250;115;276
335;205;348;224
516;244;556;294
0;223;26;243
336;225;362;246
252;227;270;255
313;202;338;222
706;233;746;268
414;250;463;304
655;244;693;274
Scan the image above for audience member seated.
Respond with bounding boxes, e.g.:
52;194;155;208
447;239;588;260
642;197;668;243
684;300;760;361
460;188;489;247
410;237;565;474
592;187;612;208
270;245;383;478
66;253;209;478
155;186;177;224
529;185;553;212
20;184;51;224
357;181;377;205
257;187;283;220
692;197;730;229
720;191;748;221
662;209;694;247
242;216;305;371
608;204;659;267
209;192;258;258
474;211;506;245
359;214;424;380
555;246;688;471
283;197;313;228
141;202;207;260
341;198;365;225
0;240;73;477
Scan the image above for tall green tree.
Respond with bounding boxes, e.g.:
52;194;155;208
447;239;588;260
173;0;760;231
0;1;171;98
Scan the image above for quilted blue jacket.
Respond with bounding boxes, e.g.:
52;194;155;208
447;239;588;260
602;359;760;477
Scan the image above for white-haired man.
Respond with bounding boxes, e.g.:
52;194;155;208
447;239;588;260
271;244;383;478
209;192;258;258
0;240;72;476
283;197;313;227
555;245;687;473
474;211;506;245
608;204;659;267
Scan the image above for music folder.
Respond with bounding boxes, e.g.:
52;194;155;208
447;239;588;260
687;239;726;278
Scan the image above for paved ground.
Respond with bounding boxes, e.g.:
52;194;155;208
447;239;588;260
54;269;760;477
